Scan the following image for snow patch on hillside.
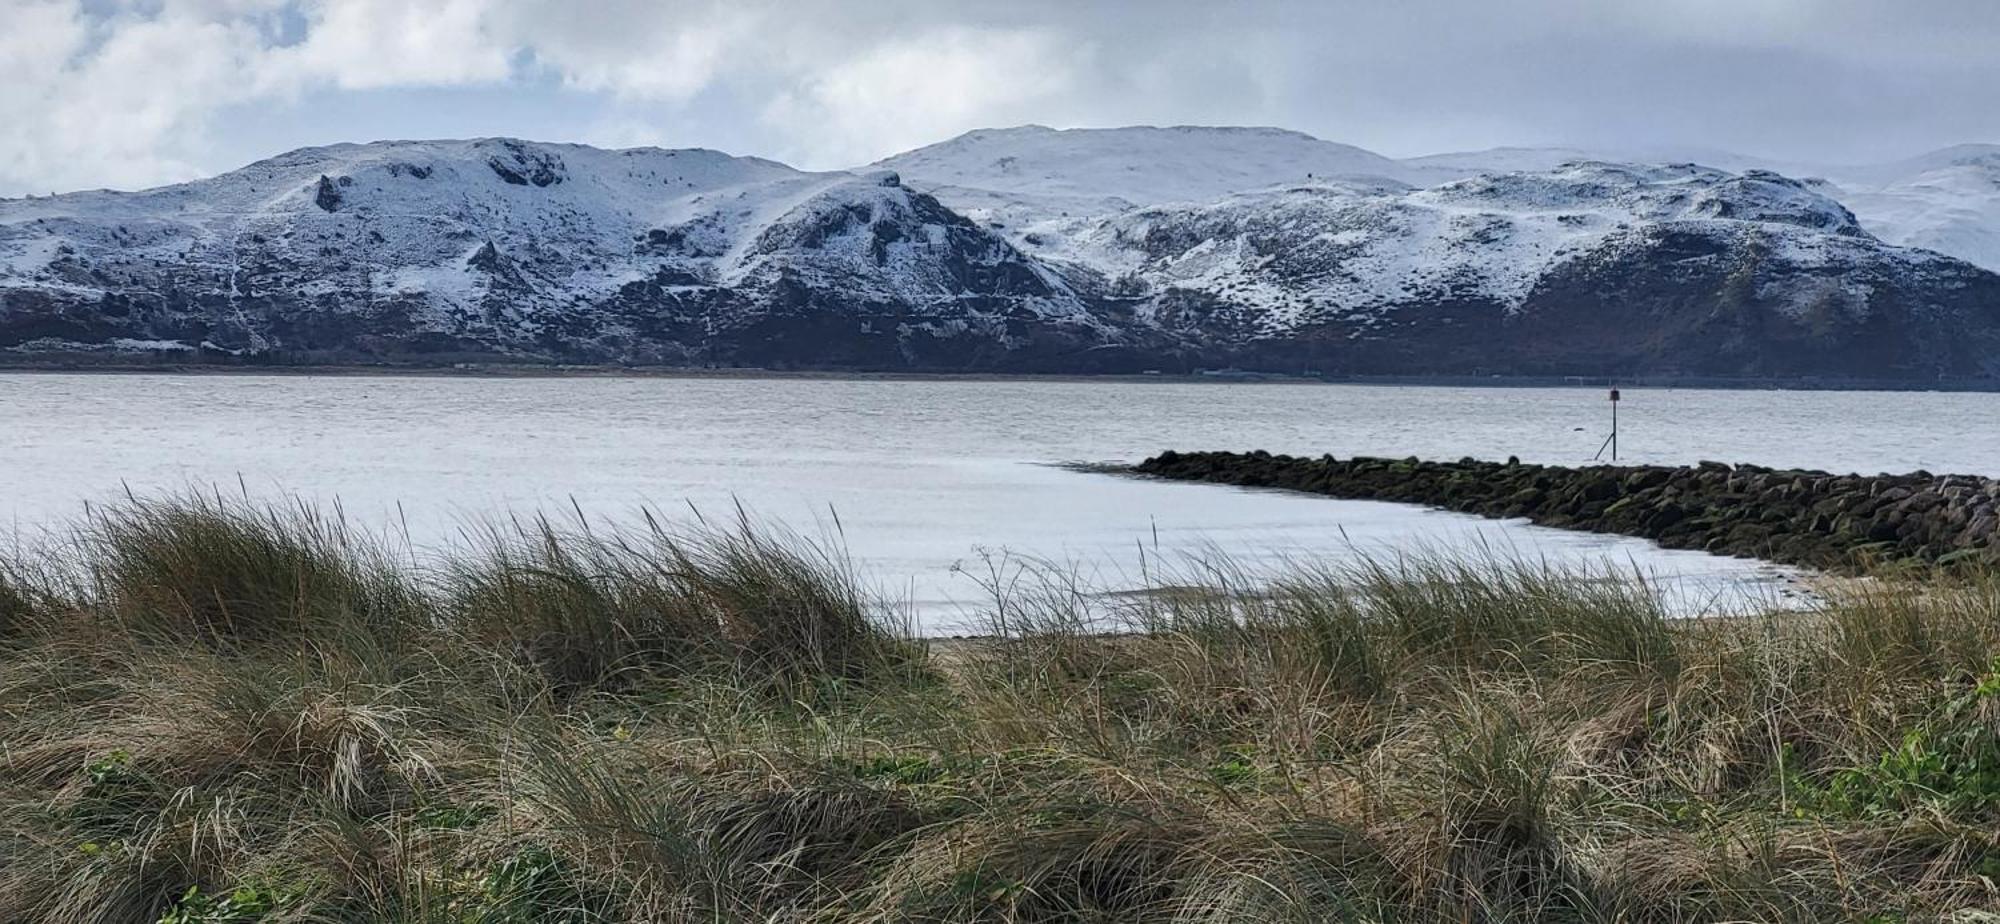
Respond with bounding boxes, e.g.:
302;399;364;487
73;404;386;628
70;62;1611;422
878;125;1410;228
1402;142;2000;273
1014;161;1885;335
1827;149;2000;274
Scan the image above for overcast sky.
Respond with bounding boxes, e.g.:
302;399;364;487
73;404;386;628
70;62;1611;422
5;0;1998;196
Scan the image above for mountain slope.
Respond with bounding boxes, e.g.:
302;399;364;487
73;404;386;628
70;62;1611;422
0;139;1122;368
1023;162;2000;377
876;125;1409;228
1407;142;2000;274
1823;146;2000;275
1039;162;1868;317
5;131;2000;380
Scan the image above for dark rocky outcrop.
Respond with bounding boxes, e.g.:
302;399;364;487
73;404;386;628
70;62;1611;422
486;140;566;187
312;175;343;212
1131;451;2000;571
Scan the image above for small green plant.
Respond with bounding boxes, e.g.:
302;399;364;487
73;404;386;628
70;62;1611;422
1659;798;1724;830
1209;744;1259;788
1975;656;2000;699
948;867;1028;904
1799;659;2000;818
449;844;602;924
73;748;156;833
411;800;498;831
851;754;948;786
75;839;124;858
85;749;134;787
157;883;295;924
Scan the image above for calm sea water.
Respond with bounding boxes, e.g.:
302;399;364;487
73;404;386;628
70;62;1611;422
7;373;1993;628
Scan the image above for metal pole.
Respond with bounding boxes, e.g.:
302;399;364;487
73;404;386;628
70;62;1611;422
1609;388;1621;462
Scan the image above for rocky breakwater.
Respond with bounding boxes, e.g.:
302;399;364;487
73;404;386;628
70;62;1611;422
1133;451;2000;571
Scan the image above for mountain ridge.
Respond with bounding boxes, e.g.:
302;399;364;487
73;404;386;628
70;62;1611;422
5;128;1999;380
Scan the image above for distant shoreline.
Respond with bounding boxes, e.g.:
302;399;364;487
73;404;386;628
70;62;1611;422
3;360;1999;392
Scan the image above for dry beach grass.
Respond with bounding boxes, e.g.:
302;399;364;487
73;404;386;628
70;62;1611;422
2;495;1999;922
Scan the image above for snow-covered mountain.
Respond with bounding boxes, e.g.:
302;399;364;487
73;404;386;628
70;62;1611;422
0;139;1118;367
874;125;1405;227
4;128;2000;379
1401;142;2000;275
1015;162;1997;377
1037;163;1870;327
1823;145;2000;275
876;128;2000;377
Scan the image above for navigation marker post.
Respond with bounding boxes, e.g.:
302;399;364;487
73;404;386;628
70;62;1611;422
1608;388;1619;462
1594;387;1621;462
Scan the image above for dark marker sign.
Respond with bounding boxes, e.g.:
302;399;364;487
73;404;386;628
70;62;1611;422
1609;388;1621;402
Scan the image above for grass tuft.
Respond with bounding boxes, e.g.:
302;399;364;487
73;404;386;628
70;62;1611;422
1;494;1998;922
78;492;421;647
446;510;920;697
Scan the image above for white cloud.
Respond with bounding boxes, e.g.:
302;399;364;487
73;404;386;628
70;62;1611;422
275;0;513;90
499;0;763;101
0;0;280;192
761;26;1087;168
1;0;1997;195
0;0;527;194
0;0;1097;191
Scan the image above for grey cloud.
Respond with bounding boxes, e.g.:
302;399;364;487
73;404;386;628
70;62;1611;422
3;0;1997;195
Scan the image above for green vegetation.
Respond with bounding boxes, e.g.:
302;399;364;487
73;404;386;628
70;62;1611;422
3;494;2000;922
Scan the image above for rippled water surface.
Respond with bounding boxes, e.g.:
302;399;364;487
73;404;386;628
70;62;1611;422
8;373;1992;627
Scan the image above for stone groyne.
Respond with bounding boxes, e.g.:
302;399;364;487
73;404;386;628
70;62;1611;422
1131;451;2000;571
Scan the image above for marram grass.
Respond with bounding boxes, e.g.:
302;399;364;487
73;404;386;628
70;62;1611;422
1;494;1999;922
